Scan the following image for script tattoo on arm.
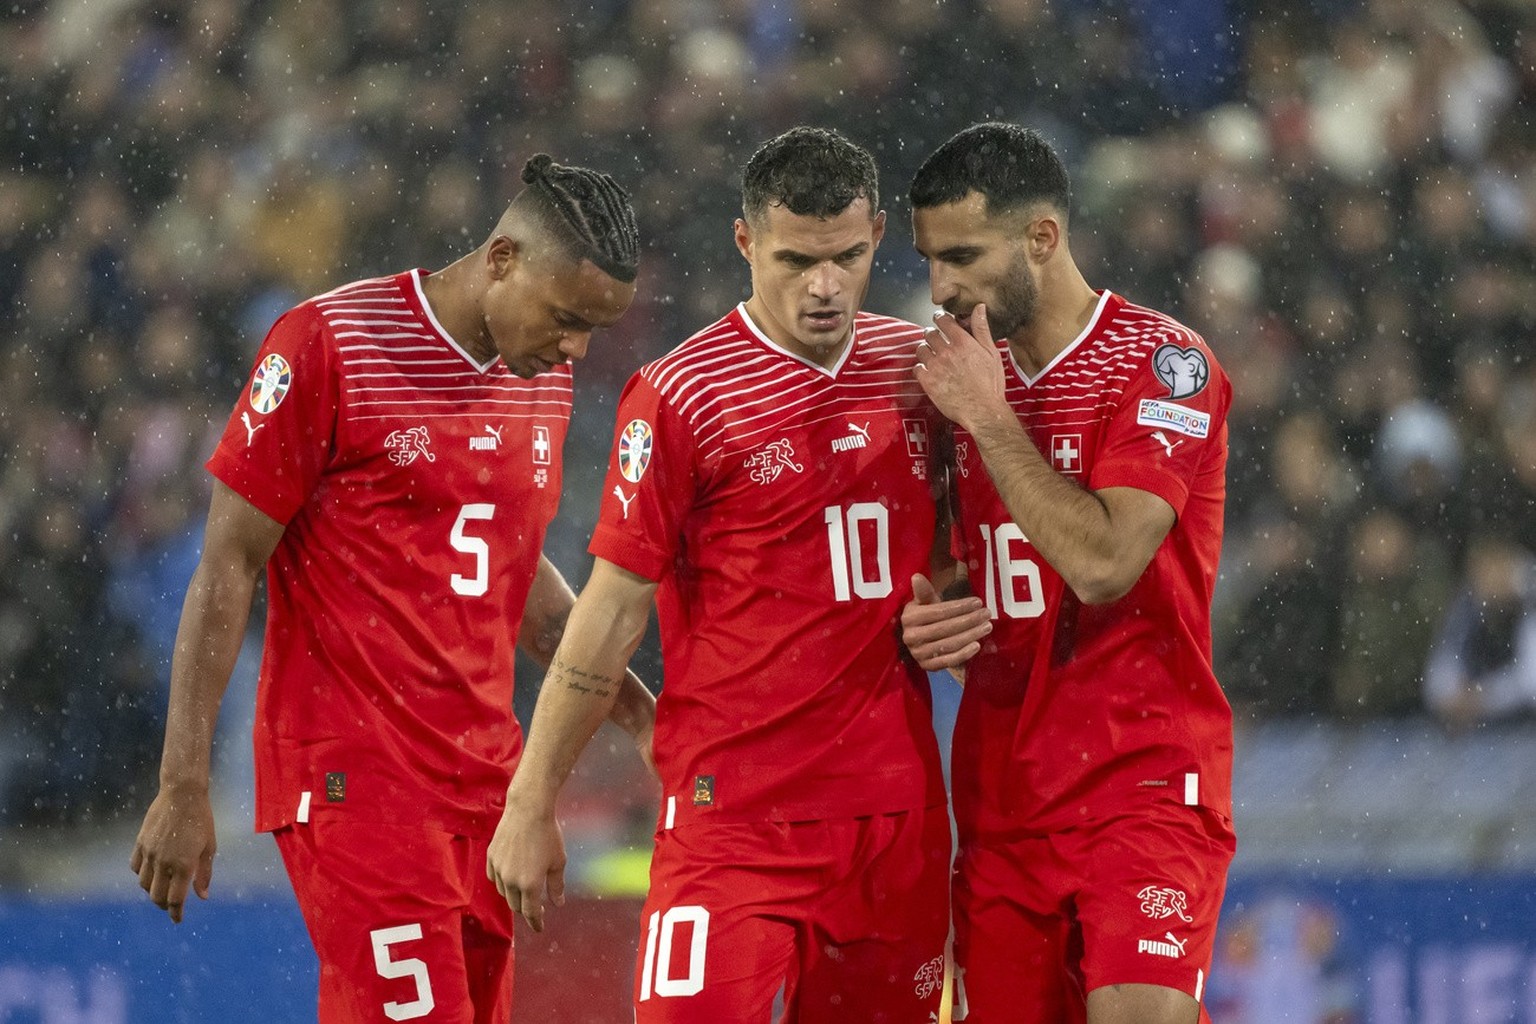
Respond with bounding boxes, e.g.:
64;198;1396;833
551;653;619;699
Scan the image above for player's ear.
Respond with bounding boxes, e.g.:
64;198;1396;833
871;209;887;248
486;235;521;281
733;218;754;263
1028;214;1061;263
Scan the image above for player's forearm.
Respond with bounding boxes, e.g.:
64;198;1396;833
157;560;260;790
507;594;651;804
607;669;657;740
967;409;1128;604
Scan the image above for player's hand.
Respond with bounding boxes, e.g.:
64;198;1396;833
915;304;1009;432
902;573;991;671
130;784;217;924
486;794;566;933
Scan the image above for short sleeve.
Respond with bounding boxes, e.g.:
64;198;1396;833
206;305;339;525
588;373;698;582
1089;333;1232;518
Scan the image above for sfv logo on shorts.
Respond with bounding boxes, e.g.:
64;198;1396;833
1138;885;1193;922
385;426;435;466
1138;932;1189;959
913;956;945;999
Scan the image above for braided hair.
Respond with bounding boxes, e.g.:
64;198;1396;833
514;154;640;283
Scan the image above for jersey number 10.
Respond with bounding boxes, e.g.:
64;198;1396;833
824;503;892;601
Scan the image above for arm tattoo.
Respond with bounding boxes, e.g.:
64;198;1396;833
551;654;619;699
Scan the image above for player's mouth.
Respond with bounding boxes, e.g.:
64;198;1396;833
804;309;845;331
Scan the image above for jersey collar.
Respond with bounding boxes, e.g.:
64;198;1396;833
734;302;855;379
408;268;502;375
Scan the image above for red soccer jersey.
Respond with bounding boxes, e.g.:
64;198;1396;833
207;270;570;838
949;290;1234;838
589;306;947;827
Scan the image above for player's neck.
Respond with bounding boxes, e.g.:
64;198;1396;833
422;254;496;362
742;296;851;369
1008;269;1099;377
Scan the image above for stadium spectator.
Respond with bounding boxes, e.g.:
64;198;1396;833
1424;531;1536;731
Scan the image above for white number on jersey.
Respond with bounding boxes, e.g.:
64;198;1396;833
824;503;893;601
638;905;710;1000
449;503;495;597
979;523;1046;619
369;924;435;1021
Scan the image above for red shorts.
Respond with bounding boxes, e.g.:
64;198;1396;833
633;805;951;1023
274;820;515;1024
952;803;1235;1024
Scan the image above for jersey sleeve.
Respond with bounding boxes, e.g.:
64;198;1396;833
1089;332;1232;518
588;373;697;582
206;305;340;525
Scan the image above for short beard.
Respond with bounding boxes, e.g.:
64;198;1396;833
984;250;1039;340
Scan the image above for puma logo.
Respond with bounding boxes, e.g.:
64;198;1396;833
613;485;635;520
241;412;265;446
1151;430;1184;458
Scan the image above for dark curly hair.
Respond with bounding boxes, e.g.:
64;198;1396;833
910;123;1070;221
741;127;879;224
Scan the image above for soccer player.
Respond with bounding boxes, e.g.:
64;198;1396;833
902;123;1237;1024
486;127;953;1022
130;155;656;1023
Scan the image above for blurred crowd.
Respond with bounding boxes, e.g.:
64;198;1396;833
1;0;1533;832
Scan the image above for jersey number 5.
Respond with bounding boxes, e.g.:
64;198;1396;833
824;503;892;601
449;503;496;597
369;924;435;1020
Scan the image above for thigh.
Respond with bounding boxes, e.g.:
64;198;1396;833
794;806;952;1024
951;835;1083;1024
276;821;491;1024
1071;805;1235;1016
633;824;799;1024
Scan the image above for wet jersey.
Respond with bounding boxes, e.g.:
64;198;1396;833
950;290;1234;838
208;270;570;837
589;305;947;827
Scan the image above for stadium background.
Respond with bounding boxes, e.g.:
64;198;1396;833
3;0;1536;1019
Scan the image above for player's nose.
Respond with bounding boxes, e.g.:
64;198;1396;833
807;262;842;300
927;264;957;306
558;331;591;363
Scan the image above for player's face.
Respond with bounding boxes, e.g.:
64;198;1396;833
913;192;1040;341
482;240;636;378
735;198;885;363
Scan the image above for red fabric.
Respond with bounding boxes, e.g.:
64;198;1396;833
208;270;570;837
949;291;1235;839
589;306;947;826
953;803;1235;1024
276;820;515;1024
633;807;952;1022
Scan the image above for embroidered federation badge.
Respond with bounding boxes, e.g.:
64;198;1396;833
248;353;293;414
618;419;653;483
